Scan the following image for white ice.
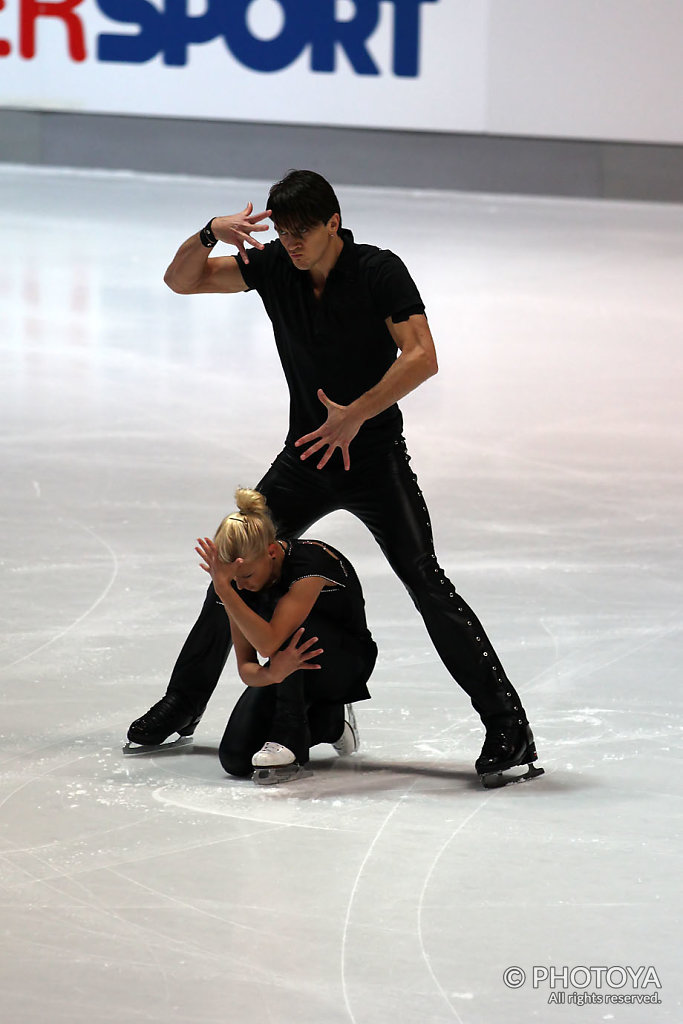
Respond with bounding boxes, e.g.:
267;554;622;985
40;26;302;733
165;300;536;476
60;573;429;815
1;165;682;1023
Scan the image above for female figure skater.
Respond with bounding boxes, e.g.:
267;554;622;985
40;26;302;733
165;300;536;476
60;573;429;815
196;488;377;783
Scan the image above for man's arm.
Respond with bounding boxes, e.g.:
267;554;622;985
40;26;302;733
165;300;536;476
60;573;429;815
351;312;438;421
164;202;271;295
296;312;438;470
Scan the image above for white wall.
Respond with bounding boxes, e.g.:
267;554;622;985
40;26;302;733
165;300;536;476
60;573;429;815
1;0;681;144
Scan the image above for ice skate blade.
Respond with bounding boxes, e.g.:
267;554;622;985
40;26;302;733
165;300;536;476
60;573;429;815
122;735;193;756
252;764;314;786
480;763;545;790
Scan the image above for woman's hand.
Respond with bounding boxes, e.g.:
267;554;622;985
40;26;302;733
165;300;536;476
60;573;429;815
268;627;324;683
195;536;241;596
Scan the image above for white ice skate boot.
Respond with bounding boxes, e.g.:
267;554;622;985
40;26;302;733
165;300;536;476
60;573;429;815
252;741;296;767
333;705;359;757
251;742;312;785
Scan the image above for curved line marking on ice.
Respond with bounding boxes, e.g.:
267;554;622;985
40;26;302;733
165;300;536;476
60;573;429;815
340;783;416;1024
4;519;119;670
416;795;494;1023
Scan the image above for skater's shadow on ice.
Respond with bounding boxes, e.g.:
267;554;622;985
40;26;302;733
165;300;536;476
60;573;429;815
310;757;568;794
291;758;587;799
137;742;476;782
126;743;584;797
124;741;480;792
309;757;592;795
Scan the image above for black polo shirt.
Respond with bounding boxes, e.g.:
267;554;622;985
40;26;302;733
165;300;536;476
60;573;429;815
237;227;425;460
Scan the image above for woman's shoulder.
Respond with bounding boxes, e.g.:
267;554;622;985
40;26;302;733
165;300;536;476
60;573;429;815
286;539;350;586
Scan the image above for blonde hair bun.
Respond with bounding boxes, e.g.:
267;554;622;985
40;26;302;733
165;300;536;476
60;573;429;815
213;488;276;563
234;488;268;517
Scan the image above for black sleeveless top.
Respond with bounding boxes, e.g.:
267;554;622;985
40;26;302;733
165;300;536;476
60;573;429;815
237;538;376;699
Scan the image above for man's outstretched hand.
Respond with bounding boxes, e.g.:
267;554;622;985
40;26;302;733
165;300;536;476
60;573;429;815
295;389;364;471
210;203;271;263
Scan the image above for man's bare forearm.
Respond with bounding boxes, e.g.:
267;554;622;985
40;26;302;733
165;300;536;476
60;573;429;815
164;232;211;293
165;204;270;294
351;341;438;424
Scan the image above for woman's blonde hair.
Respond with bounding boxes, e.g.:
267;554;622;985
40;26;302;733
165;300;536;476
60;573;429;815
214;488;276;563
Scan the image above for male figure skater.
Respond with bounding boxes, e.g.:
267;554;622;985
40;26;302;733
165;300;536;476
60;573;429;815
128;169;543;787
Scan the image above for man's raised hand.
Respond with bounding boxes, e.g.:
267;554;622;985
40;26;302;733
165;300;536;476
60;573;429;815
211;203;271;263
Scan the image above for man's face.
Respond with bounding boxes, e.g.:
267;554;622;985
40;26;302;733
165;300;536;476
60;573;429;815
274;214;340;271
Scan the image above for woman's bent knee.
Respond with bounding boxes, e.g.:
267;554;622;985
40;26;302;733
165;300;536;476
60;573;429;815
219;746;253;777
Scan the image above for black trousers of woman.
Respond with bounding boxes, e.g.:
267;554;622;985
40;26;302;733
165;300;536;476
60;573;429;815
219;607;377;776
166;438;526;727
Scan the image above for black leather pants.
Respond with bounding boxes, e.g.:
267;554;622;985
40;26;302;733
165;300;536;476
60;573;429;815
166;439;526;726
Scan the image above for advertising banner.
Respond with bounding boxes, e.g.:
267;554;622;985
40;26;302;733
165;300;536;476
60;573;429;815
1;0;681;144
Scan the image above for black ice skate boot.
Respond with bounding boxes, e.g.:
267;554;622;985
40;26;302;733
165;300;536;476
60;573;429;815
475;719;544;789
125;692;204;752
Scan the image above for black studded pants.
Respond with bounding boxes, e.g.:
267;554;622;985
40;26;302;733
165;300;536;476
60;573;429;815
166;438;526;725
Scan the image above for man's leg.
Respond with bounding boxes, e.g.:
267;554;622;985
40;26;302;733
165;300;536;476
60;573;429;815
343;439;539;776
127;449;337;745
126;582;227;745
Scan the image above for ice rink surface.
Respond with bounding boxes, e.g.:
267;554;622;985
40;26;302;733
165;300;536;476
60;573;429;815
1;165;682;1023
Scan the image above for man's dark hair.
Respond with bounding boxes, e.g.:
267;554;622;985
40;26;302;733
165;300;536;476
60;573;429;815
268;170;342;234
